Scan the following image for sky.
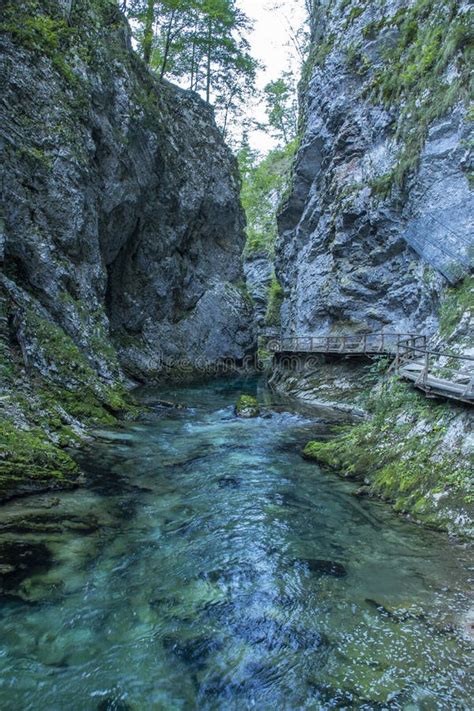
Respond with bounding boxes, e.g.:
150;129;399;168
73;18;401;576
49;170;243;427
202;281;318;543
236;0;307;154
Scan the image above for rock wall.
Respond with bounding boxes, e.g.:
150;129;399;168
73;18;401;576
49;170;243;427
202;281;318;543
277;0;472;338
271;0;473;536
1;0;254;381
0;0;254;499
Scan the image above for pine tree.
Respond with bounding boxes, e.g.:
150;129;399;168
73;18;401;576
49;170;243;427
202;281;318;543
125;0;258;138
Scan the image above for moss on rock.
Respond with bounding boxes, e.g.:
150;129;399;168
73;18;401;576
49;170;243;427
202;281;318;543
235;395;260;418
265;274;284;327
0;422;80;500
0;283;140;502
366;0;472;189
302;379;473;537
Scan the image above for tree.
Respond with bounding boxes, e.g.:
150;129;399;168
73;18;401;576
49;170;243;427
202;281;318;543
142;0;155;64
264;72;298;145
238;137;298;255
125;0;258;139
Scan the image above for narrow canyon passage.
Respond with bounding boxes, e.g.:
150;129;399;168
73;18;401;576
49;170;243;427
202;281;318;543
0;378;472;710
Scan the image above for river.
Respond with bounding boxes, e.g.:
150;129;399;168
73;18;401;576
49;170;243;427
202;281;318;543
0;377;472;709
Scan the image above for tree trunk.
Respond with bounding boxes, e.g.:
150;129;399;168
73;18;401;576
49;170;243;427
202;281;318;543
160;9;176;79
190;35;196;90
143;0;155;65
205;20;212;103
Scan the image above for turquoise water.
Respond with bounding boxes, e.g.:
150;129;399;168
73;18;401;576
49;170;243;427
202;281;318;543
0;377;472;710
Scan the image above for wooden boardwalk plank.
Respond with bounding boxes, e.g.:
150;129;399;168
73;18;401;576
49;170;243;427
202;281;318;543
270;333;473;406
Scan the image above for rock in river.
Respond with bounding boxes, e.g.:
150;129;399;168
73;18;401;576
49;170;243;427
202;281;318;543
235;395;260;418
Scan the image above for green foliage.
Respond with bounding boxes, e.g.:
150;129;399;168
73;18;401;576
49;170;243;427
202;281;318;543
339;0;352;11
239;139;298;256
346;43;371;75
302;32;335;78
362;17;387;40
344;4;366;29
439;275;474;339
366;0;472;190
263;72;298;146
265;273;284;327
368;171;396;199
127;0;258;136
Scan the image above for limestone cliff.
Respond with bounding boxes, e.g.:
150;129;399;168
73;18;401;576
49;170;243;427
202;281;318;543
277;0;472;338
271;0;473;535
0;0;254;499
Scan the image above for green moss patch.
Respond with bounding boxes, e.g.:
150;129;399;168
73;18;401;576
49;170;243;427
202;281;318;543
22;309;134;420
265;274;284;327
439;275;474;339
0;288;140;501
0;422;79;500
303;379;473;536
366;0;472;189
235;395;260;418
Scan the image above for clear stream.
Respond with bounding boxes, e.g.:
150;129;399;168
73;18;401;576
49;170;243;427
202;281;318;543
0;378;472;710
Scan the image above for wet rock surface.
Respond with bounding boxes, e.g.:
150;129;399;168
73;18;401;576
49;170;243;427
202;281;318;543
298;558;348;578
235;394;260;418
0;540;52;598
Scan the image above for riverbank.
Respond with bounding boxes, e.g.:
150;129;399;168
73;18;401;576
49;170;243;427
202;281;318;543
269;356;473;538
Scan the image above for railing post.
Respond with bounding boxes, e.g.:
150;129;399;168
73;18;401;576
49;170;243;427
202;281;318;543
380;333;385;353
326;336;329;352
363;333;367;353
424;351;429;386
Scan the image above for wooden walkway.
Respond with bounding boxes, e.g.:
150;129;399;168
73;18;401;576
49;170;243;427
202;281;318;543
269;333;474;405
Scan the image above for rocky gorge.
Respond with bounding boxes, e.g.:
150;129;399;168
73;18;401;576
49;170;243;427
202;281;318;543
0;0;473;533
0;0;473;706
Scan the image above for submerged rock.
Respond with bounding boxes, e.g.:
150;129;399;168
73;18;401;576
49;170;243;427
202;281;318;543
217;476;241;489
232;615;326;653
235;395;260;418
298;559;348;578
97;697;132;711
162;634;223;670
0;540;52;597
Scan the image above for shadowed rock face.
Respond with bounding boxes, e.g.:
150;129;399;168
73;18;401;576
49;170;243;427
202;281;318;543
276;0;472;339
1;0;254;384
